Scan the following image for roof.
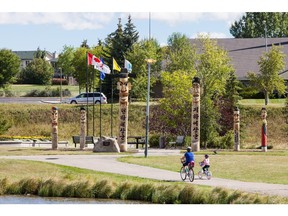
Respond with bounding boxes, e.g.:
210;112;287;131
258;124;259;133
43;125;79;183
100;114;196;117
191;38;288;80
13;50;56;61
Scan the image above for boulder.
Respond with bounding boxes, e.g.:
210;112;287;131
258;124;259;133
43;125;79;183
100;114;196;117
93;136;120;153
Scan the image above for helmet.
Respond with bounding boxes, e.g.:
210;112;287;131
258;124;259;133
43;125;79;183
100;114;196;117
205;154;209;158
187;147;191;151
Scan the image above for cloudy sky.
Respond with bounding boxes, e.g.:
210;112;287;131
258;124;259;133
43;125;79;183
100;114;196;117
0;0;286;53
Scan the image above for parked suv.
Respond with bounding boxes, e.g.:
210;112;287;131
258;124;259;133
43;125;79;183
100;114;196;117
63;92;107;104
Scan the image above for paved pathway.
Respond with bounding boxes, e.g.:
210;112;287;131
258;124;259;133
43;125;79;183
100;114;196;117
1;149;288;198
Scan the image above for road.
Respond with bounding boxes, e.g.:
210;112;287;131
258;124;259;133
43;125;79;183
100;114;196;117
1;149;288;198
0;97;61;104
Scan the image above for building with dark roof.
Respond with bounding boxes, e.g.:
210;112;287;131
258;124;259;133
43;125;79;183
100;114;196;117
191;38;288;81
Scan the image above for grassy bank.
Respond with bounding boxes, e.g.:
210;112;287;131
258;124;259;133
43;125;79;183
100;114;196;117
0;102;287;149
0;158;287;204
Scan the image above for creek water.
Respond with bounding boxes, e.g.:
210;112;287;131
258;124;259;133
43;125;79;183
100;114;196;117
0;195;145;204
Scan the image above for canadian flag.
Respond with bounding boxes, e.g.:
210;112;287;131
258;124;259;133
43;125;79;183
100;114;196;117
87;52;111;74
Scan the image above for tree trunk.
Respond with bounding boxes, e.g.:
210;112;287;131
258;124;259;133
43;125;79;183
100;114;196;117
264;91;269;105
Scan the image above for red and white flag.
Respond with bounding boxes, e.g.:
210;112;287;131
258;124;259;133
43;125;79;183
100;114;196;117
87;52;110;74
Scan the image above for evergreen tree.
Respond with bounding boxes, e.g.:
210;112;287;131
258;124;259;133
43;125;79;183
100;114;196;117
123;14;139;52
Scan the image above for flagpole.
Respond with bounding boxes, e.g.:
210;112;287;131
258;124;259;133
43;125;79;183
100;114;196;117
92;68;95;137
86;52;89;136
111;67;114;137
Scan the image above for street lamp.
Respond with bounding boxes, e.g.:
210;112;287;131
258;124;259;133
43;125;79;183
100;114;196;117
59;67;62;102
144;58;156;158
263;20;267;52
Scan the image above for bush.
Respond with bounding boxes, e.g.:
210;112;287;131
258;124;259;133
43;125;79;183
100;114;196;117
148;134;160;148
24;87;71;97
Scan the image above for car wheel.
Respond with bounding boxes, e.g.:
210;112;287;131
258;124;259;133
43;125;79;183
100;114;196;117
95;100;101;104
70;100;77;104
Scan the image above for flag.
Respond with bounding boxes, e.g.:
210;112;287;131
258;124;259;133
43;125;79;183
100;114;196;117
87;52;103;70
113;58;121;72
100;57;105;80
87;52;94;65
124;59;132;73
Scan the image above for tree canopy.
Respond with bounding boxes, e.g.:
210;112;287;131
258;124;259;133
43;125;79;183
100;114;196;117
230;12;288;38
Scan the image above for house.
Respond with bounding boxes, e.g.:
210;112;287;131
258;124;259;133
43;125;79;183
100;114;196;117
191;38;288;83
13;50;58;70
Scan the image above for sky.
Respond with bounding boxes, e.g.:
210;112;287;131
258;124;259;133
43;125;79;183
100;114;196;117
1;0;288;54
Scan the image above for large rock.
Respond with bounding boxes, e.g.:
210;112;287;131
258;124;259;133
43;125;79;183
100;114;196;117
93;136;120;153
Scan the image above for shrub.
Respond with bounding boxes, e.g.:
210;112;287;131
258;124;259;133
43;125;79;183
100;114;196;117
149;134;160;148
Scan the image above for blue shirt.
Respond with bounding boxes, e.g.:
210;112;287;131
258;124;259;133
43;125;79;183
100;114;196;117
185;152;194;163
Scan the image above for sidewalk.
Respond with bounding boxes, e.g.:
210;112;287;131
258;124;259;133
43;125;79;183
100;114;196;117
1;149;288;198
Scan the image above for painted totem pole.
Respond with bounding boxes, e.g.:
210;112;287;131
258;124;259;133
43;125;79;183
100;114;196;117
51;106;58;150
80;107;86;150
261;107;268;152
117;70;131;152
191;77;200;152
233;107;240;151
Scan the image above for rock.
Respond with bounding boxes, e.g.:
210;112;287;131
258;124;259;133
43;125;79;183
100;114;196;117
93;136;120;153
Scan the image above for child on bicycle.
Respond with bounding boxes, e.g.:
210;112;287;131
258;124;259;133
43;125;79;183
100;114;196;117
181;146;195;168
200;154;210;173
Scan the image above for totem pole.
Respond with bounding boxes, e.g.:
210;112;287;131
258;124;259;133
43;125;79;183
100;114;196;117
233;107;240;151
117;69;131;152
51;106;58;150
261;107;268;152
80;107;86;150
191;77;200;152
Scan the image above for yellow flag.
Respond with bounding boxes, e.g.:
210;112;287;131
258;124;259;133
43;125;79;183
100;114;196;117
113;58;121;72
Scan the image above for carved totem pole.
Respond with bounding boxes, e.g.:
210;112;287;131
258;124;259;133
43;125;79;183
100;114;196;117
191;77;200;152
80;107;86;150
233;107;240;151
51;106;58;150
117;70;131;152
261;107;268;152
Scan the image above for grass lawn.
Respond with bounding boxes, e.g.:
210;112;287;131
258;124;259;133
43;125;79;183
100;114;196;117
239;98;286;107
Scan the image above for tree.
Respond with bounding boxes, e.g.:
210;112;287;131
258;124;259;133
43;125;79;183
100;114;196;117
125;38;162;99
57;45;76;77
230;12;288;38
0;49;20;90
123;14;139;53
20;58;54;85
164;32;196;73
247;45;286;105
195;36;234;148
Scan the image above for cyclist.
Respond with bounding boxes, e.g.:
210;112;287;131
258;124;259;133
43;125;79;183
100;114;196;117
181;146;195;168
200;154;210;173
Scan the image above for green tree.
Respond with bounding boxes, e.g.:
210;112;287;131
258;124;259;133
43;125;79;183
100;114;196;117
125;38;162;99
164;32;196;73
20;58;54;85
123;14;139;53
195;36;234;148
57;45;76;77
0;49;20;89
230;12;288;38
247;45;286;105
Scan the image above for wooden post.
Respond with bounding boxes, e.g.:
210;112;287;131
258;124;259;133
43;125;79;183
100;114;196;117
191;77;200;152
51;106;58;150
261;107;268;152
117;69;131;152
80;107;86;150
234;107;240;151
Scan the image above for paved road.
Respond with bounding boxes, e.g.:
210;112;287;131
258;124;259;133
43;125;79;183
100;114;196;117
1;149;288;198
0;97;61;104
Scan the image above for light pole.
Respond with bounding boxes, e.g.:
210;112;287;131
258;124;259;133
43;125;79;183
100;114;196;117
59;67;63;102
263;20;267;52
144;58;156;158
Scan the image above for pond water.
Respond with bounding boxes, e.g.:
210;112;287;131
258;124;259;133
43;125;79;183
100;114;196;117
0;195;145;204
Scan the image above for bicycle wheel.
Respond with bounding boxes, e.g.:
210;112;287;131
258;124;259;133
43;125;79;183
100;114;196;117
198;171;203;179
206;171;212;180
188;168;194;182
180;166;187;181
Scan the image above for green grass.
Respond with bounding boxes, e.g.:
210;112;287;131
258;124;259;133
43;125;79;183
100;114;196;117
8;84;80;96
239;99;286;107
118;151;288;185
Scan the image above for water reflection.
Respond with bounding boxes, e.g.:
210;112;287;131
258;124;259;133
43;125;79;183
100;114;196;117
0;195;145;204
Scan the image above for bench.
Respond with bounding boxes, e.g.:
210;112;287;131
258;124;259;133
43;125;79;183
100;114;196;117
72;136;97;148
166;136;185;149
31;140;69;147
127;136;145;149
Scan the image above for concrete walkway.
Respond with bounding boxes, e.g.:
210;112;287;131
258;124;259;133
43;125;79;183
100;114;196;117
1;149;288;198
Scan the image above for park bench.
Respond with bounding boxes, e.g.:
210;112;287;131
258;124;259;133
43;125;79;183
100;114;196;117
127;136;146;149
31;140;69;147
166;136;185;149
72;136;98;148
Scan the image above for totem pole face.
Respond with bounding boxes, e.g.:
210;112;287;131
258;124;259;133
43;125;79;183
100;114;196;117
51;107;58;127
80;108;86;124
261;108;267;120
234;112;240;123
118;77;131;105
192;82;200;103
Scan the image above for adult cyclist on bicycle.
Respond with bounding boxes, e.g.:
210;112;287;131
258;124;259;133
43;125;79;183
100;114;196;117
181;146;195;168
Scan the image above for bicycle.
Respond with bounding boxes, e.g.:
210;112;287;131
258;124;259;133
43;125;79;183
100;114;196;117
180;159;194;182
198;162;212;180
